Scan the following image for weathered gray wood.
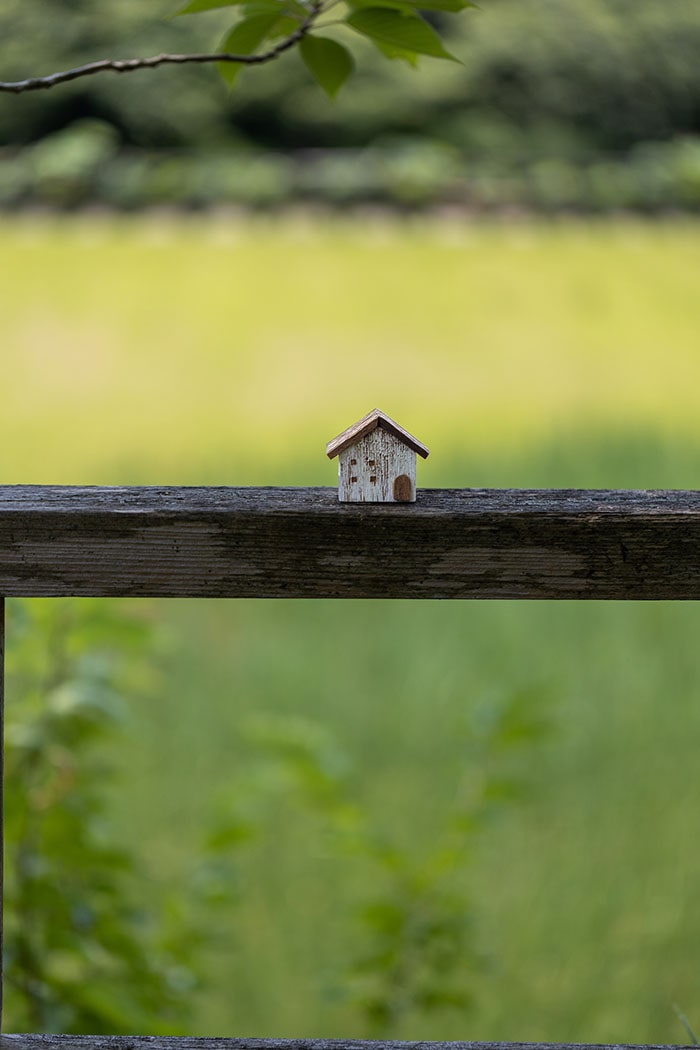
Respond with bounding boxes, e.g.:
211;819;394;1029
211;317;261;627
0;1039;695;1050
1;486;700;598
0;597;4;1031
337;430;417;503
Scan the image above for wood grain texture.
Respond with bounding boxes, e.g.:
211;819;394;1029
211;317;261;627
0;598;4;1031
338;431;416;502
0;1039;694;1050
1;486;700;598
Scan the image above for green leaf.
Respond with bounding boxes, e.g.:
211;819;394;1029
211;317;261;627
300;36;355;97
175;0;247;13
267;14;303;38
347;0;414;11
371;38;419;65
217;11;284;85
241;0;285;9
345;7;458;60
412;0;476;10
243;0;307;13
348;0;474;11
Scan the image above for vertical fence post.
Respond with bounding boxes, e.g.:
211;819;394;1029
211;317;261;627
0;597;4;1031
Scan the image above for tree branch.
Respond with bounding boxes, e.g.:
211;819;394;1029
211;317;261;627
0;5;321;94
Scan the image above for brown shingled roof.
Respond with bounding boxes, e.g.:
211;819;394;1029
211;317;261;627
326;409;429;460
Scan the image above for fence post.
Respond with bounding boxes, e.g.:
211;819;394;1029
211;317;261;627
0;597;5;1031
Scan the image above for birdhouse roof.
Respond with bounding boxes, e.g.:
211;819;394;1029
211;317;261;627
326;409;430;460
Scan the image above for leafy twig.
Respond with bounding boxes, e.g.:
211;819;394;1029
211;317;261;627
0;1;322;94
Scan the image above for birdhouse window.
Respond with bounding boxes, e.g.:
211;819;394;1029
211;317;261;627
351;476;358;483
370;476;377;484
350;459;357;466
368;460;376;468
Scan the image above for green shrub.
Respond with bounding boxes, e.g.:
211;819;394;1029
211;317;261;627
4;599;197;1033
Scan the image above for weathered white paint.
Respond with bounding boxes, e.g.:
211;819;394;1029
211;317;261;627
337;427;416;502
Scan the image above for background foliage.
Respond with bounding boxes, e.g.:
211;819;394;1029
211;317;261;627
0;0;699;210
2;217;700;1041
4;595;548;1036
4;599;205;1034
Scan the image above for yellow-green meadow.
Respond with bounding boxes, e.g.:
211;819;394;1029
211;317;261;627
3;215;700;484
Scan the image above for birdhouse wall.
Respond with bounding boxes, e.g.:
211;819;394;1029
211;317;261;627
337;428;416;502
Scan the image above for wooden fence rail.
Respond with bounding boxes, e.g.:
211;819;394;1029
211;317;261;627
0;1039;695;1050
2;485;700;599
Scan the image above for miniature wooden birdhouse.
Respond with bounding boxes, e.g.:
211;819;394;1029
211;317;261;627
326;408;429;503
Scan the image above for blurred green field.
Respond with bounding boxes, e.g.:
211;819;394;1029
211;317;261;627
3;215;700;1044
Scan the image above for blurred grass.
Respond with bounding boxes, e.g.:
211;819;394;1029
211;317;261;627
2;213;700;485
3;214;700;1043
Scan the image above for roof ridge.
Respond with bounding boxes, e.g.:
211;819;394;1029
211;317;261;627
326;409;429;460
